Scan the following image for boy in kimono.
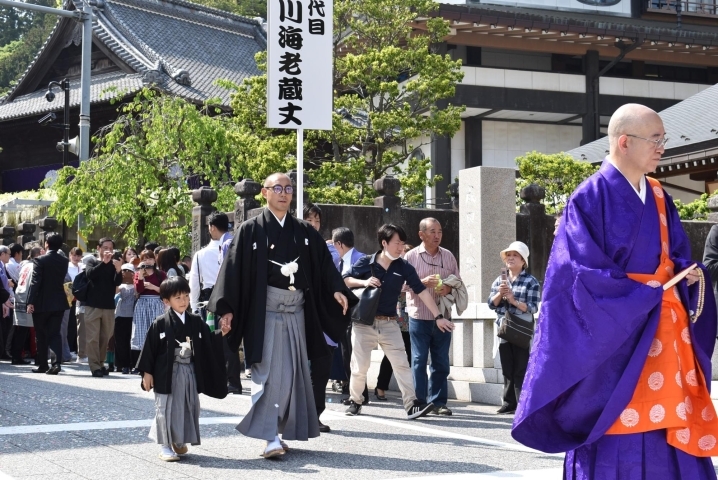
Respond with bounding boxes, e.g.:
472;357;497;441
137;276;230;461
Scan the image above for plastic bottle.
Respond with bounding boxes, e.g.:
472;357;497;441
206;311;216;332
434;273;443;292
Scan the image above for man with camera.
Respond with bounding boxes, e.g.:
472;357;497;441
84;237;122;377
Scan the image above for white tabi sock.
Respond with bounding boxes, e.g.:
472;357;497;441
265;436;282;453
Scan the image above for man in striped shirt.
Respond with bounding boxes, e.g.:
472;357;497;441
404;218;461;416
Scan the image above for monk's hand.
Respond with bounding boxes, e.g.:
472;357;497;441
334;292;348;315
142;372;154;392
219;316;232;335
686;269;701;286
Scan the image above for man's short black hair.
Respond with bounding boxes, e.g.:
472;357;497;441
9;244;23;257
144;242;159;252
181;255;191;262
332;227;355;248
159;276;191;300
46;233;63;251
98;237;115;248
303;203;322;221
207;212;229;233
377;224;406;248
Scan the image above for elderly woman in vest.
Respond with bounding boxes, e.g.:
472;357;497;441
488;241;540;415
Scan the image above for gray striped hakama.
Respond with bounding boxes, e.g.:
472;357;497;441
237;286;319;441
131;296;165;351
149;347;201;446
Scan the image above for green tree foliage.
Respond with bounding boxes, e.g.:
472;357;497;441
304;0;464;207
47;89;239;252
515;151;599;214
0;1;57;97
673;193;711;221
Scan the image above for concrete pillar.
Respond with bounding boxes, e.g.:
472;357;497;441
234;178;262;230
16;222;36;249
374;175;402;226
191;186;217;256
0;226;16;246
37;217;59;247
582;50;599;146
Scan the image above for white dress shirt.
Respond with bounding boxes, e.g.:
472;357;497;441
189;239;222;312
340;248;355;275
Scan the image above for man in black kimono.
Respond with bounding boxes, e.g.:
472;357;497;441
208;172;355;458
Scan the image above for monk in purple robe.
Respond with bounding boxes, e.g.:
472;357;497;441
512;104;718;479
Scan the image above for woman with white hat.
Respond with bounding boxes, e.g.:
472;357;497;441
488;241;540;415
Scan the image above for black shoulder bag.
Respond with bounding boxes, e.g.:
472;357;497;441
350;264;382;326
497;300;535;349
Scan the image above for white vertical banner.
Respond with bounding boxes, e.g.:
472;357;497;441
267;0;334;130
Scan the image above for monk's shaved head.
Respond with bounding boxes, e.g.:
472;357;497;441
264;172;291;187
607;104;660;149
606;103;665;184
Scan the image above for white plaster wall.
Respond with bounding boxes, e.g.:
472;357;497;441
450;121;465;183
481;121;583;169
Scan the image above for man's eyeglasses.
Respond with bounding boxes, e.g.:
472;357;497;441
626;134;669;149
264;184;294;195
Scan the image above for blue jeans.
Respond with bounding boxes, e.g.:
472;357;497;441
409;317;451;407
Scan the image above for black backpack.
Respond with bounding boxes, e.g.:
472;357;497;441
72;271;90;302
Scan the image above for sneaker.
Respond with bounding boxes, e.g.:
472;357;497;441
92;369;104;378
121;367;130;374
430;406;453;416
159;445;180;462
406;401;434;420
101;367;109;376
345;401;362;416
76;357;88;364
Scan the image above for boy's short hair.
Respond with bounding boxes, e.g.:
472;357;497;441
98;237;115;248
159;276;191;300
70;246;83;256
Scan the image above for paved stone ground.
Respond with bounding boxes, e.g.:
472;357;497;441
0;361;715;480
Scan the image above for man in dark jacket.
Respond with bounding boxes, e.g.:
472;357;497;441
26;233;69;375
84;237;122;377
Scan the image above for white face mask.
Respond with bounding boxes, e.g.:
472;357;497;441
383;244;400;261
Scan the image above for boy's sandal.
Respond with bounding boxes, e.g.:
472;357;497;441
260;447;285;458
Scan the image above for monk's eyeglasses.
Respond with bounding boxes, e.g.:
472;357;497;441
625;134;669;149
264;185;294;194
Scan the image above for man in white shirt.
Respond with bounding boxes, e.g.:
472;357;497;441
189;212;226;314
6;244;23;285
189;212;242;394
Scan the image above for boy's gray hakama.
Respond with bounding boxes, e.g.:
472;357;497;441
150;347;201;446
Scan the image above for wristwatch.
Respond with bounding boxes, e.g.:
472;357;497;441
435;314;444;320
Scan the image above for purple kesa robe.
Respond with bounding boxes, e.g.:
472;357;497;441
512;161;717;479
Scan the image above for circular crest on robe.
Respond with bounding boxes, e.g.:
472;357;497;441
699;435;716;451
620;408;639;427
676;428;691;444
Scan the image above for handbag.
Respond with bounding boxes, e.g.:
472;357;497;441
497;301;535;349
350;264;382;326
